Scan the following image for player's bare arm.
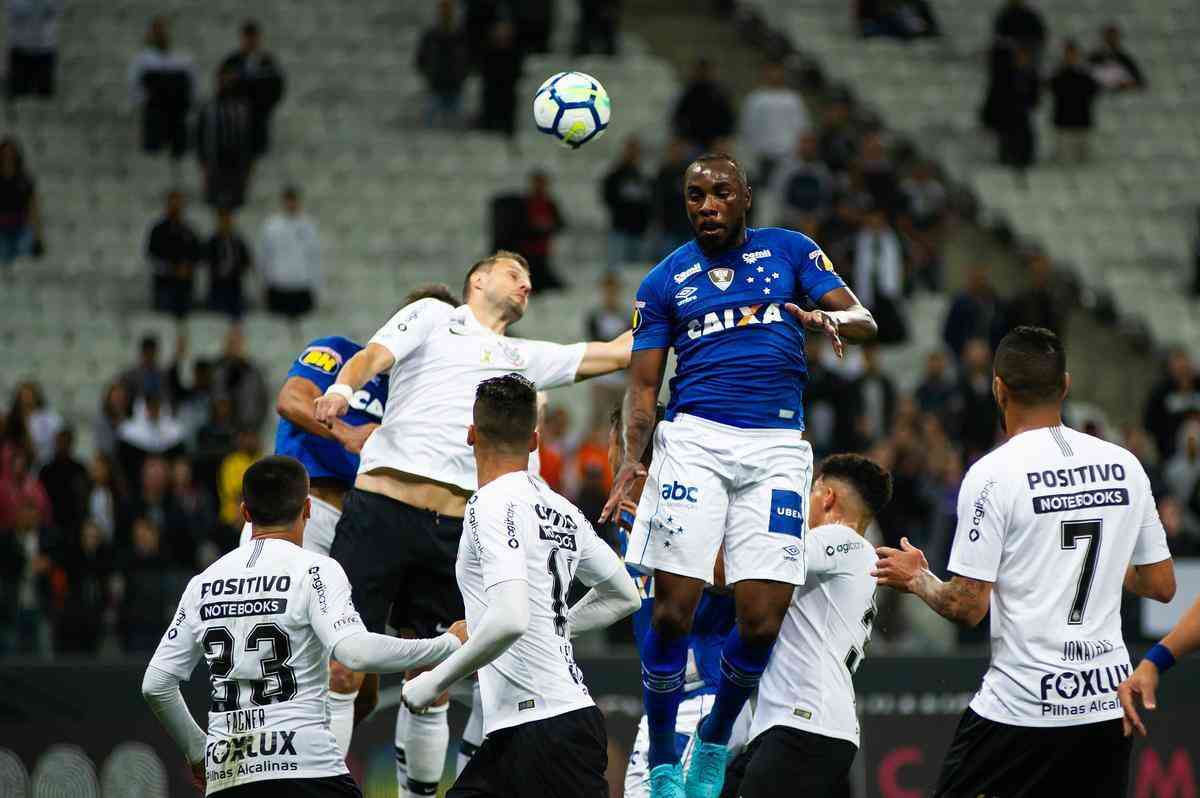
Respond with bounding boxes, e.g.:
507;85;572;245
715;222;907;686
278;376;378;454
874;537;992;626
601;347;667;522
784;286;876;359
1119;587;1196;737
574;328;633;380
1122;559;1176;603
313;343;395;426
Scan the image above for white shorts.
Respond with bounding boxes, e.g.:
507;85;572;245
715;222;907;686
625;414;812;586
623;693;752;798
239;495;341;556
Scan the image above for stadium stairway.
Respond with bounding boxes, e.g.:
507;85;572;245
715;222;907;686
0;1;681;450
742;0;1200;355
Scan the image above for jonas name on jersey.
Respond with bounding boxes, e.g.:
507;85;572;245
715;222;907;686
948;425;1170;727
632;227;846;430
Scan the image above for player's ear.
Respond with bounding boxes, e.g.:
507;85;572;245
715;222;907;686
240;501;252;525
529;429;540;454
1061;371;1071;401
303;496;311;521
467;424;476;446
992;375;1006;411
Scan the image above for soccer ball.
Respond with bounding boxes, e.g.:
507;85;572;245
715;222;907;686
532;71;611;149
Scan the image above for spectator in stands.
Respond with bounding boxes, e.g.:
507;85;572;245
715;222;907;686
856;0;940;40
203;207;252;323
147;190;201;326
0;444;51;530
477;21;523;140
116;394;185;486
672;58;735;151
770;132;833;231
194;396;236;499
1089;24;1145;91
1049;40;1099;165
818;94;858;175
6;0;61;99
518;170;566;292
0;137;44;273
169;346;215;446
1159;494;1200;557
602;136;652;268
985;44;1040;173
992;0;1046;60
128;17;196;162
849;342;896;446
915;349;957;426
220;20;285;158
1165;419;1200;519
416;0;470;129
652;138;694;258
38;427;88;538
1005;250;1061;333
217;428;260;532
260;185;321;328
119;335;167;405
851;205;907;344
94;381;131;457
1144;348;1200;460
0;500;57;655
854;130;901;216
115;515;172;652
955;338;1000;462
574;0;620;56
196;64;254;211
538;405;570;494
942;263;1004;361
87;452;124;544
738;61;810;186
212;326;268;433
513;0;554;55
56;519;115;654
897;158;947;290
7;380;60;466
167;457;217;559
585;272;630;428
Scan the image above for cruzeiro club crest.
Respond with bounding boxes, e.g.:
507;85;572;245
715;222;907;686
707;267;734;291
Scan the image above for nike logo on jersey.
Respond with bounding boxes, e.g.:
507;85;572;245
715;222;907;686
686;303;784;340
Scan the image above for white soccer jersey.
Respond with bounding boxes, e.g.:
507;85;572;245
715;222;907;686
750;524;876;748
949;425;1171;727
457;471;624;735
359;300;586;491
148;539;366;794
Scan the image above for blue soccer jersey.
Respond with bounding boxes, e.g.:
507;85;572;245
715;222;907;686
617;509;734;696
274;337;389;485
632;227;846;430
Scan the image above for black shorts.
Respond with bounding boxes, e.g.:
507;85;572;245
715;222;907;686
448;706;608;798
934;708;1131;798
721;726;855;798
330;488;464;637
216;773;361;797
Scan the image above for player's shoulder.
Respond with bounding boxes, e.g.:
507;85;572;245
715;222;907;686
1062;425;1144;465
294;336;361;376
751;227;820;256
397;296;457;327
469;471;536;514
810;523;872;564
641;240;700;293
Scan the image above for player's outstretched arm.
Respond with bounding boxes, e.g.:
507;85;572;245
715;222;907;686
402;580;530;713
141;665;207;790
1119;592;1200;737
332;624;466;674
313;343;395;426
575;329;634;380
601;347;667;522
874;537;992;627
1123;559;1177;603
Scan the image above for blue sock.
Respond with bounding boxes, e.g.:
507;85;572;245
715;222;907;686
641;626;690;769
698;627;774;745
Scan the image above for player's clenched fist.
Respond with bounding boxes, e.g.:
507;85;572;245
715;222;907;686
401;671;440;714
313;388;350;427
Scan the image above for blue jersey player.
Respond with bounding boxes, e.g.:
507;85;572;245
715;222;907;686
606;404;738;798
602;154;877;798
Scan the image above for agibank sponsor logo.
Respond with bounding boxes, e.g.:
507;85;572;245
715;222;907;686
1039;663;1130;717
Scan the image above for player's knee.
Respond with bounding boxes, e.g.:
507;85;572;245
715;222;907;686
736;614;784;648
650;601;695;640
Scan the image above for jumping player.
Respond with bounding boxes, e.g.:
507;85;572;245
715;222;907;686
874;326;1176;796
602;153;877;798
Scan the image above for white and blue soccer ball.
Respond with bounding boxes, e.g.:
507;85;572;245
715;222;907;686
532;71;611;149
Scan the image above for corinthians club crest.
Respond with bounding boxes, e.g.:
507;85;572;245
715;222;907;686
707;267;734;291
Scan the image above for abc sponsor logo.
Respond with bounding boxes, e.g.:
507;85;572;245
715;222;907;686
660;481;699;503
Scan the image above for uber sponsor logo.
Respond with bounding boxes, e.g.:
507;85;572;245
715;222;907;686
769;489;803;538
661;481;699;503
538;524;578;551
1032;488;1129;514
742;249;772;264
200;598;289;620
686;303;785;339
1038;663;1130;717
675;263;702;284
308;566;329;615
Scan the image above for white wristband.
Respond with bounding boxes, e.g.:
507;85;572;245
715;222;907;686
324;383;354;402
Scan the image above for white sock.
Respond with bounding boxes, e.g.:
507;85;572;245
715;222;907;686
395;702;410;797
328;689;357;760
404;702;450;796
457;681;484;776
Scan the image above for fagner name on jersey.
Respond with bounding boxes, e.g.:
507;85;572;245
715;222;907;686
200;575;292;597
686;303;785;340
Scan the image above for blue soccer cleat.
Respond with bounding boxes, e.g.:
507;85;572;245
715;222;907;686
683;723;728;798
649;762;686;798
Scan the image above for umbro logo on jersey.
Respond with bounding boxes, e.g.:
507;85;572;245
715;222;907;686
686;303;785;340
742;249;771;264
708;267;734;291
674;263;702;284
675;286;699;307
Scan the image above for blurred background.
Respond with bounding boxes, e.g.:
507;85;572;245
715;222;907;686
0;0;1198;795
